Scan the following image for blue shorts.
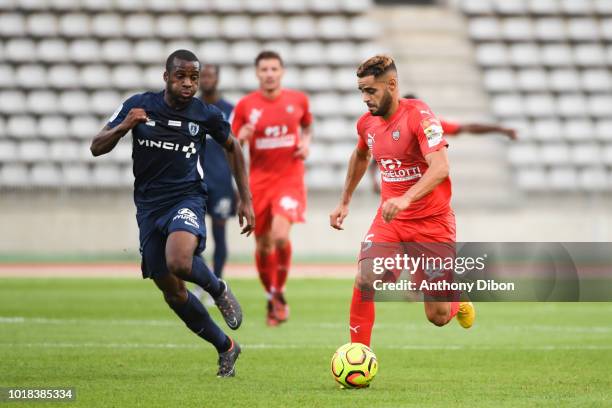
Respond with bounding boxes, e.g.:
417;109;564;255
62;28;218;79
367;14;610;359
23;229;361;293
136;196;206;279
206;182;236;220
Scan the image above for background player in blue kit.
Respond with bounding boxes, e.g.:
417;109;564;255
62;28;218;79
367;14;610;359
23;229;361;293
90;50;255;377
191;64;236;303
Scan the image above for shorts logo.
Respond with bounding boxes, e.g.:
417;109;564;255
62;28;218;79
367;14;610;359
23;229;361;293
214;197;232;219
188;122;199;136
279;196;299;211
173;208;200;228
362;233;374;252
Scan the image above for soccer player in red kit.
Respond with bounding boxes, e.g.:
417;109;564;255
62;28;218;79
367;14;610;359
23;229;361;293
330;55;475;347
232;51;313;326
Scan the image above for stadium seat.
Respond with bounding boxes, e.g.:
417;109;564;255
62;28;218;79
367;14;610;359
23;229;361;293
572;144;601;165
108;139;132;163
0;91;27;115
277;0;308;14
39;116;68;139
156;15;188;39
238;67;259;91
124;14;155;38
261;41;293;64
27;91;59;115
334;67;359;91
216;66;238;92
526;94;557;116
549;167;578;190
38;39;69;63
211;0;243;13
16;0;47;11
222;15;252;39
243;0;276;13
340;0;370;14
564;119;595;142
286;16;317;40
81;0;113;11
143;66;164;90
491;94;524;117
600;18;612;40
114;0;144;12
62;164;91;187
342;94;365;117
508;143;539;165
70;116;101;140
91;91;121;116
484;69;517;92
567;18;600;41
60;91;91;115
578;167;608;191
50;140;80;161
557;94;588;117
468;17;502;40
517;69;548;92
48;65;80;89
534;18;567;41
198;41;230;65
230;41;260;66
541;144;571;165
293;42;325;65
461;0;494;15
595;120;612;141
302;67;333;92
594;0;612;14
581;69;612;92
318;118;352;141
306;166;338;190
501;18;533;41
91;13;123;38
310;93;341;117
282;68;302;90
111;65;143;90
516;167;547;191
0;117;5;138
326;42;359;66
0;64;15;88
119;164;134;187
166;41;197;58
0;141;17;161
494;0;527;15
101;40;133;63
549;69;581;92
588;95;612;117
59;13;91;38
532;119;562;141
133;40;166;64
80;65;112;90
27;13;58;37
0;164;30;187
561;0;593;15
92;164;121;186
509;43;541;67
16;65;47;89
574;44;606;66
318;16;349;40
253;15;285;40
0;13;26;37
503;118;532;140
541;44;574;66
189;16;220;40
7;115;37;139
148;0;177;12
18;140;48;162
69;40;100;63
310;0;341;13
475;43;509;66
49;0;81;12
5;39;36;62
349;16;378;41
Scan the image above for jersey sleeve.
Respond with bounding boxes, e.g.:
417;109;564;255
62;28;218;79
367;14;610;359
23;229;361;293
441;119;461;136
355;114;369;152
408;101;448;157
230;99;246;136
300;93;313;127
107;94;141;129
205;105;230;146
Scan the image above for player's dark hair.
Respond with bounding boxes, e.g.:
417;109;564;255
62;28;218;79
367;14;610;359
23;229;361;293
357;55;397;78
255;50;284;67
165;49;199;72
403;93;417;99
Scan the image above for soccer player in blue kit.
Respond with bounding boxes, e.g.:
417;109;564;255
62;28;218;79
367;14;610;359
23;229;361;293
191;64;236;302
90;50;255;377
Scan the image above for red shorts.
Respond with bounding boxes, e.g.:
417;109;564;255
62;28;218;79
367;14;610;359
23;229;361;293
359;210;457;300
252;183;306;237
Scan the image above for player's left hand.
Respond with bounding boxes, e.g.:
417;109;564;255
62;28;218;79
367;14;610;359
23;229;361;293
237;200;255;237
294;139;310;160
381;196;411;223
505;128;518;140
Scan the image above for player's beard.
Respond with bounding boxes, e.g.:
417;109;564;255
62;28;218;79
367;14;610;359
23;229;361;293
372;90;393;117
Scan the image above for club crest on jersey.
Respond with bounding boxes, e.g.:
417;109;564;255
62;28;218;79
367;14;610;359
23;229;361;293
188;122;199;136
249;108;263;125
286;104;294;113
392;129;400;141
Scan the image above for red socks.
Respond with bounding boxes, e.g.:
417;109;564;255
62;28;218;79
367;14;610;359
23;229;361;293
255;251;277;295
349;286;375;347
276;241;292;293
447;301;460;323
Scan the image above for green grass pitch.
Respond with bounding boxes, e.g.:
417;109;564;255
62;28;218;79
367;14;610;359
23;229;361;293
1;278;611;407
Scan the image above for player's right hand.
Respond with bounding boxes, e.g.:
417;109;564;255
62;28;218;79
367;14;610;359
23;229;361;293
329;203;349;230
237;123;255;141
237;200;255;237
123;108;149;129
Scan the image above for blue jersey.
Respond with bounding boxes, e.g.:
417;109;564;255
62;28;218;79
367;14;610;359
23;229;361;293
107;91;230;209
202;98;234;193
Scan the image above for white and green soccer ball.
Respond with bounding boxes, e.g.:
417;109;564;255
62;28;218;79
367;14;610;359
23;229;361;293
330;342;378;389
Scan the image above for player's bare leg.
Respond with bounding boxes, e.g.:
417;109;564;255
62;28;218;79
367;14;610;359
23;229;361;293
424;301;474;328
255;232;279;326
270;214;292;323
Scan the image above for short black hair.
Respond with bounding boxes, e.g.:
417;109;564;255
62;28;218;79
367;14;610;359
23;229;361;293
255;50;283;67
165;49;199;72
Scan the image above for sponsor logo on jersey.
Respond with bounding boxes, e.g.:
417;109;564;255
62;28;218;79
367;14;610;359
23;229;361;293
173;208;200;228
145;120;155;127
137;139;196;158
421;117;443;148
188;122;199;136
255;125;295;150
168;120;182;127
380;158;422;182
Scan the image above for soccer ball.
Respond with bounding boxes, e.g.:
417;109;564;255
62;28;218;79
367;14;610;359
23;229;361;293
330;342;378;389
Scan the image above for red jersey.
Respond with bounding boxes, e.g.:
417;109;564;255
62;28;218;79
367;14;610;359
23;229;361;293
232;89;312;191
441;120;461;136
357;98;452;220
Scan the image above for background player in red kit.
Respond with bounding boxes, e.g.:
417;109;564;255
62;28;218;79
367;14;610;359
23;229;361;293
329;55;475;347
232;51;313;326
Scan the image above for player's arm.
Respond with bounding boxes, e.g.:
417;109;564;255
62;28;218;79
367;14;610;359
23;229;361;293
90;108;147;156
329;146;371;230
381;149;449;223
368;159;380;194
223;135;255;236
294;125;312;160
457;123;517;140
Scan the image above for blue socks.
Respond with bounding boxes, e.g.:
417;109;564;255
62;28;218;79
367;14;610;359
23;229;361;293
169;291;231;353
182;255;223;298
212;220;228;279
